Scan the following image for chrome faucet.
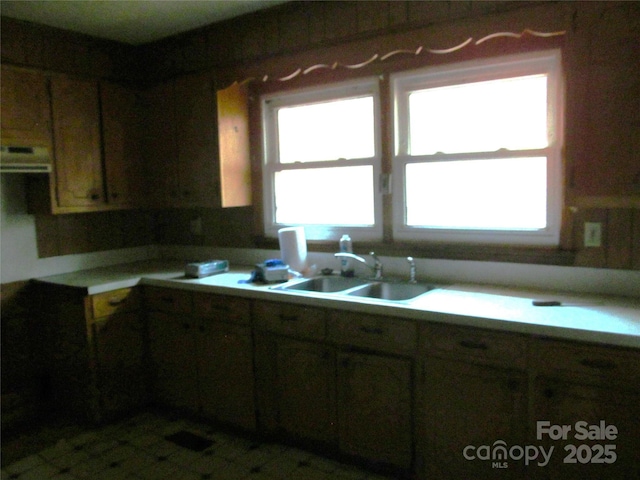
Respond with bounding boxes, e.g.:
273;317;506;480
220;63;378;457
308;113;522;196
407;256;417;284
334;251;383;280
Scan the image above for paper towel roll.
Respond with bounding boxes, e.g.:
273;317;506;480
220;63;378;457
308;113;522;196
278;226;308;273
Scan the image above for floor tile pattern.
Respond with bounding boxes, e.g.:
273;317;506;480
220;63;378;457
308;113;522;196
1;413;395;480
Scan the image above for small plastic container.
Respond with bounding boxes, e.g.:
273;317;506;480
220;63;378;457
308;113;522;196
339;234;354;277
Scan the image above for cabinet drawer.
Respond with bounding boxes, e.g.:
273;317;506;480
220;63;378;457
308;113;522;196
421;323;527;369
532;339;640;387
253;302;326;340
193;292;250;325
92;288;140;318
144;286;192;314
329;311;417;355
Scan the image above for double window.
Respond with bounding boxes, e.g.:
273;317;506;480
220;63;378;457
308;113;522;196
262;50;563;246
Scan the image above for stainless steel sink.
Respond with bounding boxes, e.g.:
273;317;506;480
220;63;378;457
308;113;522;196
346;282;436;301
274;276;369;293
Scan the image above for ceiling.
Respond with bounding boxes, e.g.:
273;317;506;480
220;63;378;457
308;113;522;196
0;0;289;45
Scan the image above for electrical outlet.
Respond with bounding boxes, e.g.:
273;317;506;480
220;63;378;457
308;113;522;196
584;222;602;248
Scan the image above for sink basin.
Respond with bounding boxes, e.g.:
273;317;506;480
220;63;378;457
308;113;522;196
275;276;368;293
346;282;436;301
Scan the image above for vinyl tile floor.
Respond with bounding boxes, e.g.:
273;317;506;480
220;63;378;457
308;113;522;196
1;412;397;480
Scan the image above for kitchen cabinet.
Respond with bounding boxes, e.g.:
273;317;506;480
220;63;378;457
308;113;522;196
100;82;145;207
89;289;147;418
141;80;178;207
32;284;146;423
531;339;640;479
329;310;415;470
145;287;256;430
337;350;413;470
193;292;255;430
417;324;529;479
254;301;335;444
141;73;251;208
49;75;105;210
0;65;52;148
254;334;337;445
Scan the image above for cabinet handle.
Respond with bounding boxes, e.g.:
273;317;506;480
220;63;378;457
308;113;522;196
543;387;554;399
459;340;488;350
579;358;617;371
90;193;101;200
108;298;126;306
279;314;298;322
160;296;175;304
359;325;384;335
111;192;119;199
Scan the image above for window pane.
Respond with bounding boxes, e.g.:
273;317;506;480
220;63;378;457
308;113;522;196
278;97;375;163
275;166;374;225
409;75;548;155
406;157;547;230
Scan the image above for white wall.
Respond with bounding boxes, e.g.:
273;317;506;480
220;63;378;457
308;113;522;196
0;175;155;284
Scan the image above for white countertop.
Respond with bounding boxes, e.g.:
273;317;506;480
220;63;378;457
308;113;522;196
34;260;640;349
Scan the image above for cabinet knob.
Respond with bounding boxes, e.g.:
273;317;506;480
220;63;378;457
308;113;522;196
90;193;101;200
543;387;554;399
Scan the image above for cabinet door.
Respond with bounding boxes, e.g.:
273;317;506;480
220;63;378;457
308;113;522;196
534;378;640;480
91;312;147;417
337;351;412;469
418;358;528;479
100;82;144;207
50;75;104;208
141;81;179;207
198;321;256;430
175;73;220;207
276;338;336;444
147;311;199;411
217;81;251;207
0;66;51;147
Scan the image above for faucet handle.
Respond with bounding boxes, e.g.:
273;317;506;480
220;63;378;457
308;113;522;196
369;252;383;279
407;256;417;284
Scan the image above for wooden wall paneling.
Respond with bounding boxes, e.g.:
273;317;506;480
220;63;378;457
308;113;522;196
34;214;61;258
356;1;390;34
56;214;92;256
607;209;633;270
632;210;640;270
277;4;309;54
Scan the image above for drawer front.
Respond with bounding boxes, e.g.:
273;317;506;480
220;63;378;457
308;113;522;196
253;302;326;340
421;323;528;369
532;339;640;386
193;292;251;325
144;286;192;314
92;288;140;318
329;311;417;355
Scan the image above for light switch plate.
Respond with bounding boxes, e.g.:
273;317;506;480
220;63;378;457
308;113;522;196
584;222;602;248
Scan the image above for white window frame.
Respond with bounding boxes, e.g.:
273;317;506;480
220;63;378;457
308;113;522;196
391;49;564;246
262;78;383;241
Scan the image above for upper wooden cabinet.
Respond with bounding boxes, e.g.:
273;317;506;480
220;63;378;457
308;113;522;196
142;73;251;208
217;82;251;207
100;82;145;207
50;75;105;209
0;65;52;148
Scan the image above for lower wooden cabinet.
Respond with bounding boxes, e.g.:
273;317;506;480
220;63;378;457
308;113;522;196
418;358;528;479
145;287;256;430
90;311;147;416
198;320;255;430
337;351;413;470
146;310;200;412
254;334;336;445
531;339;640;480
